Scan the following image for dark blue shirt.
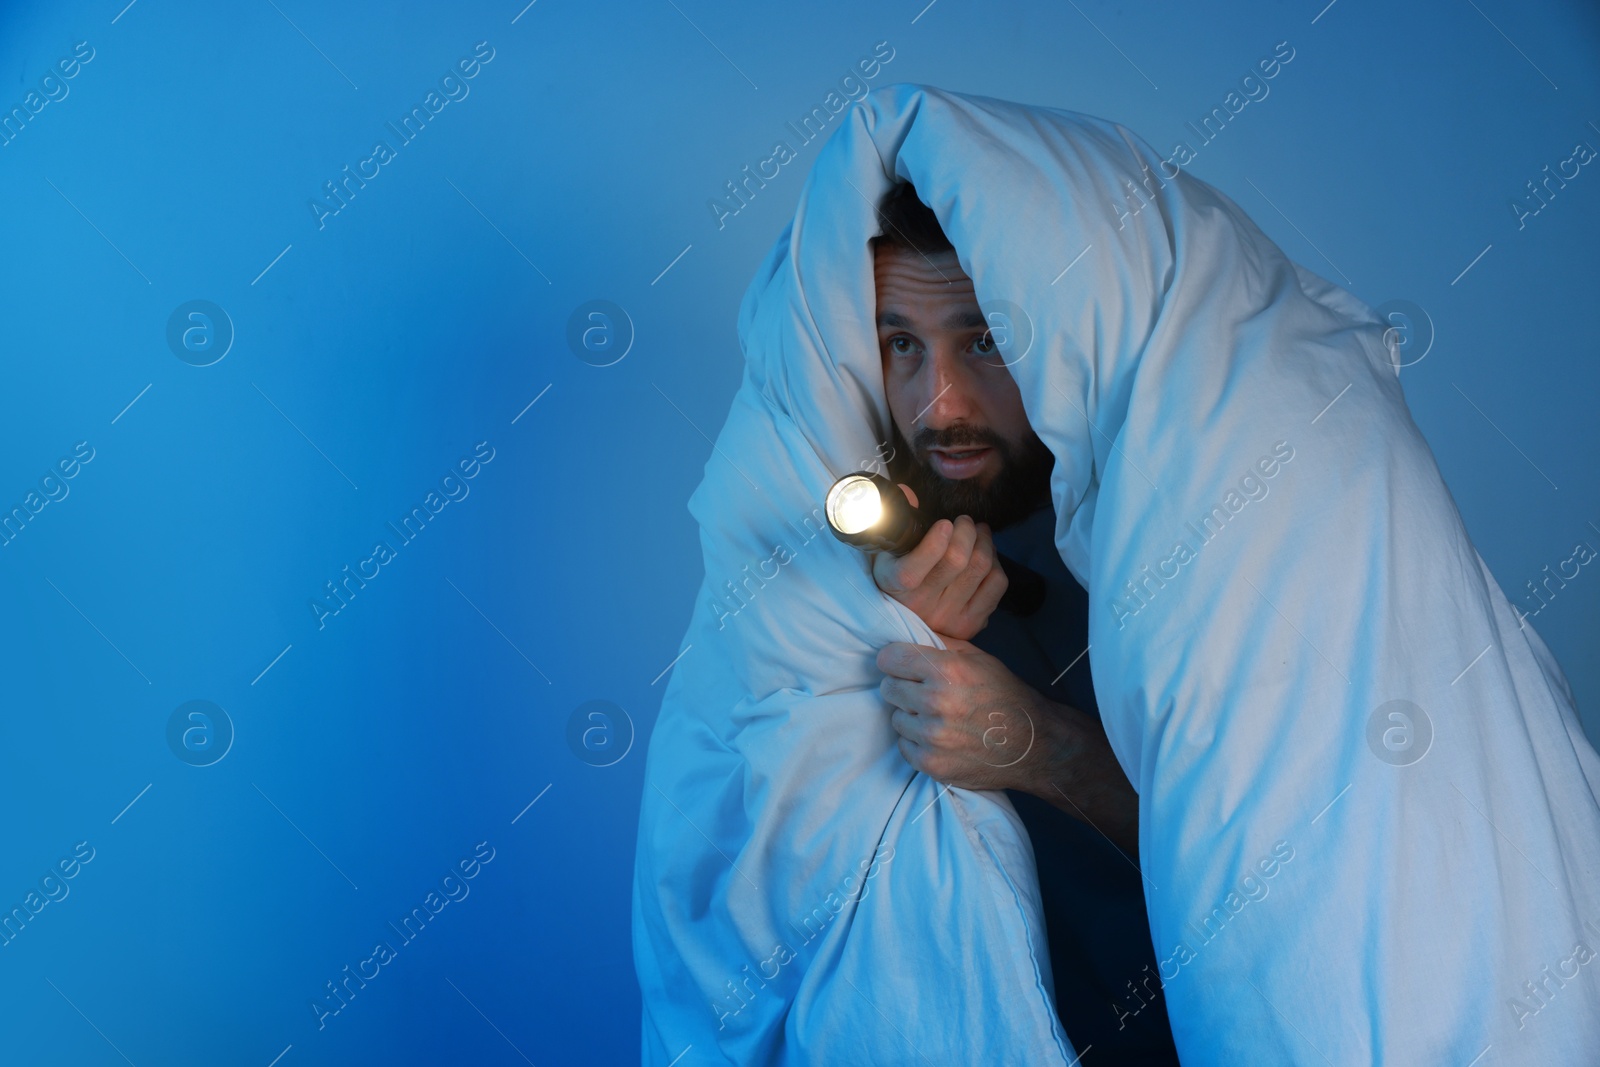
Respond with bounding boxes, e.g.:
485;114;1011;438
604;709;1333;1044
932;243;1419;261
969;503;1180;1064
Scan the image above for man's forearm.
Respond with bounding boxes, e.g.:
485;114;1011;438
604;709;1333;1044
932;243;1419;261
1025;701;1141;858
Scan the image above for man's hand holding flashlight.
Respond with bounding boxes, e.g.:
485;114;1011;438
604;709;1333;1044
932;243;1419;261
871;497;1009;640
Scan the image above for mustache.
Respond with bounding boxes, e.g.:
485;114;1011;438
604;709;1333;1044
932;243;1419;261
910;425;1007;454
888;418;1054;532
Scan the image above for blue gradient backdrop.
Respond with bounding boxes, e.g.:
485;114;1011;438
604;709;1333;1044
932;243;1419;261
0;1;1595;1063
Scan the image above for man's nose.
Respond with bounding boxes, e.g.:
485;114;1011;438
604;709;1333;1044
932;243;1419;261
917;349;976;428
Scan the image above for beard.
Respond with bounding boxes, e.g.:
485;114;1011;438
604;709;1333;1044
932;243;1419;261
886;421;1055;532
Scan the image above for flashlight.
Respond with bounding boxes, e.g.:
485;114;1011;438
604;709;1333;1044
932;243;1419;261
825;471;927;555
824;471;1047;617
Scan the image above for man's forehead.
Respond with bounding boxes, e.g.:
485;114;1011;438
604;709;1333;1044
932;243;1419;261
873;246;967;284
873;248;983;328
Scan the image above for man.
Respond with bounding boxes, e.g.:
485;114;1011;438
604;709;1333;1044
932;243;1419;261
867;181;1180;1063
640;84;1600;1065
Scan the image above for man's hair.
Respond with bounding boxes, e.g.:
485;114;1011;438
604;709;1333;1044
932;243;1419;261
870;181;954;257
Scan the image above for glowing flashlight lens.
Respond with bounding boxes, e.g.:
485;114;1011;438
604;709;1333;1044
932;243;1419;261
826;475;883;536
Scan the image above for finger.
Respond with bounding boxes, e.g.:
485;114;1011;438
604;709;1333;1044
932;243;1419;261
888;518;953;592
890;706;929;745
947;514;978;561
944;522;995;605
972;523;996;572
896;736;925;773
897;482;920;509
968;563;1010;622
870;546;901;595
876;520;949;594
923;515;978;591
880;676;927;714
876;642;940;682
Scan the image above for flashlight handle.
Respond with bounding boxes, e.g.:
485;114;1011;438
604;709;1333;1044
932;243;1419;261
995;553;1047;618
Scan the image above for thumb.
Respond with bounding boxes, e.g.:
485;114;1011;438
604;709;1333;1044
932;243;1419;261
872;546;907;595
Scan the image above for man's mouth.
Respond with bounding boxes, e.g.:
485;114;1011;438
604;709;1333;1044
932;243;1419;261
926;446;994;479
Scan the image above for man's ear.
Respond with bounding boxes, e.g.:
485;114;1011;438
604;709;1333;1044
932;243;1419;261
898;483;919;508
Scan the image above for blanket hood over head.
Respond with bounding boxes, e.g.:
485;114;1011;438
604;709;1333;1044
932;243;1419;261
633;82;1600;1065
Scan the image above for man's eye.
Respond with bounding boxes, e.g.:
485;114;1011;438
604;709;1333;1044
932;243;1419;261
972;332;997;356
888;336;918;356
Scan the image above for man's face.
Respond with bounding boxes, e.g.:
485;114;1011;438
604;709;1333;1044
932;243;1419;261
874;245;1053;530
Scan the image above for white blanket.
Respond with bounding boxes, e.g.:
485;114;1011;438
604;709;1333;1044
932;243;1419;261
632;82;1600;1064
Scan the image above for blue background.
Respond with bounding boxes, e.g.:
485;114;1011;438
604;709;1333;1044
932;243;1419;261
0;0;1595;1063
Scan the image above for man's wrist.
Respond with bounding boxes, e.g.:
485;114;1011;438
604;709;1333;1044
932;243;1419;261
1022;696;1141;854
1019;695;1086;799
